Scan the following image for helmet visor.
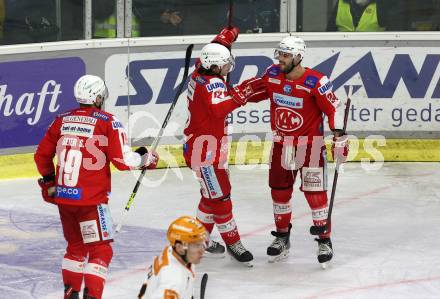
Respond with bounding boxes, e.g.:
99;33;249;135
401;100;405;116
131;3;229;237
274;49;293;60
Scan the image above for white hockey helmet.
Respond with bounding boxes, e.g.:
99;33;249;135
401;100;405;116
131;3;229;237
200;43;235;72
74;74;109;105
274;36;306;60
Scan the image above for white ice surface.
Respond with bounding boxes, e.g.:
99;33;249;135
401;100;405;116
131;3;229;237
1;162;440;299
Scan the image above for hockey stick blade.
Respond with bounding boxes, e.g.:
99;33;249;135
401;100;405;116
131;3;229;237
115;44;194;234
310;88;352;236
200;273;208;299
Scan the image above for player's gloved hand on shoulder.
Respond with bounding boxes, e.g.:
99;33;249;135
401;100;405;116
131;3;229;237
230;77;268;106
331;133;349;163
135;147;159;170
212;26;239;49
37;172;56;204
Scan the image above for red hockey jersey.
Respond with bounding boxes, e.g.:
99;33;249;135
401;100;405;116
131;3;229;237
261;65;344;143
183;68;239;166
35;107;142;206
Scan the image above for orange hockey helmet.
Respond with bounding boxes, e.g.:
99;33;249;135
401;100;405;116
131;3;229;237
167;216;207;246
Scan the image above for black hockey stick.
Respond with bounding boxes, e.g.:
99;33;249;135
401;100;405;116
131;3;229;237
115;44;194;233
310;88;352;236
226;0;234;85
200;273;208;299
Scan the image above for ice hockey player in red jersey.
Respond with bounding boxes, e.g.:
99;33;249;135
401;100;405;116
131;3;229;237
183;27;267;266
34;74;159;299
251;36;349;268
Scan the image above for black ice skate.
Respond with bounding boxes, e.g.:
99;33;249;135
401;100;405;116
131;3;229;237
83;287;96;299
205;239;226;258
64;284;79;299
226;240;254;267
315;238;333;269
267;223;292;263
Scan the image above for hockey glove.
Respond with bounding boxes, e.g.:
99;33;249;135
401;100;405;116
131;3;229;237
230;77;268;106
211;26;239;49
331;134;349;163
135;147;159;170
37;172;56;205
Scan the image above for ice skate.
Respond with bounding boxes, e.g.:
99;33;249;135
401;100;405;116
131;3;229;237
267;224;292;263
205;239;226;258
64;285;79;299
315;238;333;269
226;240;254;267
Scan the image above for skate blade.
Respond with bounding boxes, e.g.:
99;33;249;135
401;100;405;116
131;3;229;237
268;249;290;263
228;255;254;267
320;262;330;269
204;251;226;259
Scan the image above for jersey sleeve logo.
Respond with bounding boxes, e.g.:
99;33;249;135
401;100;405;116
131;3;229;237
304;75;318;88
317;76;333;95
112;120;123;130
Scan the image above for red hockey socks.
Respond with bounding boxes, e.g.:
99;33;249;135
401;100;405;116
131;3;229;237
62;253;85;293
213;199;240;245
83;244;113;299
271;188;293;232
196;197;215;234
304;191;331;238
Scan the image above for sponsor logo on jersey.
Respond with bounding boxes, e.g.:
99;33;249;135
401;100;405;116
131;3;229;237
273;93;303;108
56;185;82;200
62;115;97;125
296;84;311;93
97;204;113;240
268;78;281;84
194;75;207;85
61;122;95;138
80;220;100;243
206;81;226;92
267;66;280;77
318;80;333;95
275;107;304;132
283;84;292;94
304;75;318;88
92;111;109;121
302;167;324;192
112;120;123;129
200;165;223;198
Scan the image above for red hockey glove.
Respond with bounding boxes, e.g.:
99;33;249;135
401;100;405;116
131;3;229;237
211;26;239;49
136;147;159;170
37;173;56;205
331;134;349;163
230;77;268;106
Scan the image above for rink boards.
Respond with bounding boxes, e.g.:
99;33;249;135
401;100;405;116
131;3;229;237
1;32;440;178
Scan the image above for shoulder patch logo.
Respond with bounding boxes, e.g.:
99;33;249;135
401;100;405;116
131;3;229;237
268;66;280;77
92;111;109;121
194;75;207;85
304;75;318;88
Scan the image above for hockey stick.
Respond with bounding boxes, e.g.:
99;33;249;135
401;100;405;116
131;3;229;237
226;0;234;85
115;44;194;233
309;87;352;236
200;273;208;299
